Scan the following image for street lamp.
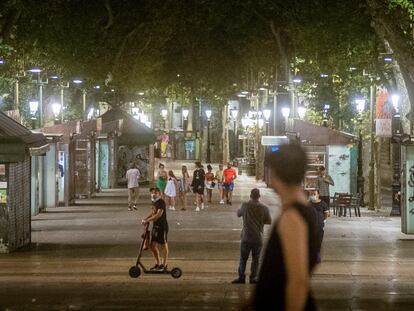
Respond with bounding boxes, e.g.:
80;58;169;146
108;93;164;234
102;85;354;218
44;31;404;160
281;106;290;132
29;68;47;127
323;104;330;127
161;108;168;129
205;109;212;163
263;109;271;135
72;79;87;119
392;94;400;114
231;109;239;159
182;108;189;133
355;98;366;206
132;107;140;120
29;100;39;129
182;109;189;120
297;104;307;120
391;94;401;216
51;102;61;124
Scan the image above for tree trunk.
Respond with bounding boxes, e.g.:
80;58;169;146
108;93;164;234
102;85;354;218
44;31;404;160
366;0;414;133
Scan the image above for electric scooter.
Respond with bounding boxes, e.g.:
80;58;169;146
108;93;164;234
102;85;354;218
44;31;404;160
129;223;182;279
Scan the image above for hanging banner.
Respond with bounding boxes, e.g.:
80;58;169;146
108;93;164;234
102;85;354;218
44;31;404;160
375;87;393;137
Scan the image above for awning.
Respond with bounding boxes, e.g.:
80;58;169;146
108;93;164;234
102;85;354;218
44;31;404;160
99;109;156;145
0;111;49;162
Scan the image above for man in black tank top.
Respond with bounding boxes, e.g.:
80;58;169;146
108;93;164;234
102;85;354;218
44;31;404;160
251;143;319;311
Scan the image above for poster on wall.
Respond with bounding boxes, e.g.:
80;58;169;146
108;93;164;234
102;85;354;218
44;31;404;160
375;87;393;137
0;189;6;204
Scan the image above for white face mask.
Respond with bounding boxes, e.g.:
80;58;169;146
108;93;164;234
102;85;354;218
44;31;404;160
309;195;317;202
151;194;157;202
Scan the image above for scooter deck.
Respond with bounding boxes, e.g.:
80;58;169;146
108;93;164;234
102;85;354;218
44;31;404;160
143;269;173;275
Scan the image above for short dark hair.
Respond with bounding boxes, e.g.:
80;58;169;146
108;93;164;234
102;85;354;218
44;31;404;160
250;188;260;200
265;143;307;186
207;164;212;171
195;161;202;168
149;187;161;193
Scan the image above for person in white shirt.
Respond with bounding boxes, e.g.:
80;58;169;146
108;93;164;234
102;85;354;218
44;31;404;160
126;163;141;211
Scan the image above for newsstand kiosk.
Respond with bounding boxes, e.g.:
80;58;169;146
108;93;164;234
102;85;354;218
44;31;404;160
401;141;414;234
262;136;289;187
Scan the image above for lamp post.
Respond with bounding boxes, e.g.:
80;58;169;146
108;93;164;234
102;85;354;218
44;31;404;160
182;108;189;133
298;104;307;120
72;79;86;119
132;107;140;120
52;102;62;125
231;108;239;159
205;109;212;163
391;94;401;216
292;76;302;118
368;81;376;210
29;100;39;129
30;68;47;128
355;98;366;206
281;106;290;132
161;109;168;129
263;109;271;135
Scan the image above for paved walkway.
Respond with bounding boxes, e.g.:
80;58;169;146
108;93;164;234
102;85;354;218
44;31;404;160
1;170;414;310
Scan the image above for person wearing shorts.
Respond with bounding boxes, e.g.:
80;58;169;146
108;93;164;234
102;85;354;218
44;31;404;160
156;163;168;198
142;188;169;271
215;164;225;204
205;164;215;204
191;161;205;211
223;162;237;205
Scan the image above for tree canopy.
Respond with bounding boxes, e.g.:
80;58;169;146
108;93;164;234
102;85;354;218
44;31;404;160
0;0;413;130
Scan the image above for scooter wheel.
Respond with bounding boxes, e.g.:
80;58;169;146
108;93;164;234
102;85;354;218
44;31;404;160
171;267;182;279
129;266;141;278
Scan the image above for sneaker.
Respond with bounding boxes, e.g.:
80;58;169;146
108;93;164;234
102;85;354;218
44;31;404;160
133;205;137;210
128;207;132;211
181;208;186;211
249;278;258;284
228;201;232;206
157;264;166;271
231;278;245;284
219;200;225;204
195;206;200;212
150;264;160;271
201;203;204;210
170;206;176;211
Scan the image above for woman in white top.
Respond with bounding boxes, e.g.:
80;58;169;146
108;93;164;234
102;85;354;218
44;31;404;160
165;170;178;211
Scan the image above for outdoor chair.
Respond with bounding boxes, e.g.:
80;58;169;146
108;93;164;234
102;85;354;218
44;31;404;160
337;193;352;217
332;192;346;216
350;194;361;217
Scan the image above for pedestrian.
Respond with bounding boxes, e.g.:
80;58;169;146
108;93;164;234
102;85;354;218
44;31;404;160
165;170;178;211
126;162;140;211
232;188;271;284
317;166;334;208
156;163;168;199
160;132;169;158
223;162;237;205
179;165;191;210
142;188;169;271
205;164;215;204
191;161;205;212
252;143;319;310
215;163;225;204
309;189;330;262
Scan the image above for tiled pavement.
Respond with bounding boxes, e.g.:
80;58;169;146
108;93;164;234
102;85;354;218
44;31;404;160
1;165;414;310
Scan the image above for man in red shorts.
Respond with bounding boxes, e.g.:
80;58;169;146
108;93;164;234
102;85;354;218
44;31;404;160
223;162;237;205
